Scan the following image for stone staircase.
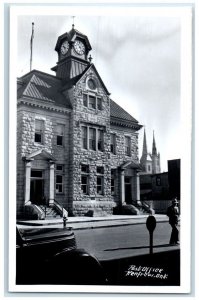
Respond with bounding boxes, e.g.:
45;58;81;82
39;205;62;219
133;201;155;215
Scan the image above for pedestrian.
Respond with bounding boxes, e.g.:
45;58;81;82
166;198;180;245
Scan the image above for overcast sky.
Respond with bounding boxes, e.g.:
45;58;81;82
17;14;181;172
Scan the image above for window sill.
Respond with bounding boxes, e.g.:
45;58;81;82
81;148;105;153
34;142;44;146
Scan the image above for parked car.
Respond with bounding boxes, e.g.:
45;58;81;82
16;226;107;285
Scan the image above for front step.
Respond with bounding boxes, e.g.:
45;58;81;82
39;205;62;219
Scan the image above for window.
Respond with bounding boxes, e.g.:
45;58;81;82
83;94;88;107
88;95;96;109
125;136;131;156
56;175;63;193
87;78;97;90
35;119;44;143
31;170;43;178
111;169;116;195
83;93;103;111
82;126;104;151
81;165;89;194
148;165;151;172
97;166;104;174
89;128;96;150
56;164;64;194
125;177;131;184
56;165;63;171
156;177;161;186
97;129;104;152
97;167;104;195
56;124;64;146
97;98;102;110
110;133;116;154
81;126;87;149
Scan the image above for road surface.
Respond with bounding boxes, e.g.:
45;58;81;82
75;221;180;285
75;221;180;261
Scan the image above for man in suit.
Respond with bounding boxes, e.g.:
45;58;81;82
167;198;180;245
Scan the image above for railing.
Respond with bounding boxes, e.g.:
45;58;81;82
54;200;65;216
23;204;45;220
132;200;154;214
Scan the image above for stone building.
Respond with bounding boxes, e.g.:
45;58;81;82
17;25;142;218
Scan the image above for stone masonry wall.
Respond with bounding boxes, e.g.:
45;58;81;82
110;125;140;203
17;104;70;215
70;67;140;216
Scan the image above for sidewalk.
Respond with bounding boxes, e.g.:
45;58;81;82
17;214;169;230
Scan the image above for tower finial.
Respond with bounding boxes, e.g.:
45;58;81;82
72;16;75;29
88;54;93;63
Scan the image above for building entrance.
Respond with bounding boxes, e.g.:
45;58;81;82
30;170;45;205
125;177;132;204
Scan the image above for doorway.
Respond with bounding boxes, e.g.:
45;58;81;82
30;170;45;205
125;177;132;204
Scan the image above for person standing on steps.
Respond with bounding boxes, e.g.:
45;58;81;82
166;198;180;245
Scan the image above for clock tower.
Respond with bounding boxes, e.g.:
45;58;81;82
51;25;92;80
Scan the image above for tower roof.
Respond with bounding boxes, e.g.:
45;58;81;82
152;130;157;155
55;27;92;52
142;128;148;157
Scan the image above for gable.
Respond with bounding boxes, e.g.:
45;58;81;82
26;149;56;161
61;64;110;96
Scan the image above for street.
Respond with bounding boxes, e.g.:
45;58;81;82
75;221;180;286
75;221;180;260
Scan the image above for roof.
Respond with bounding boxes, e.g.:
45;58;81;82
120;160;142;170
17;69;141;129
110;99;142;129
17;70;72;109
110;99;138;123
55;27;92;52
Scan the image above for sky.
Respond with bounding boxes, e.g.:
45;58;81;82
17;14;181;172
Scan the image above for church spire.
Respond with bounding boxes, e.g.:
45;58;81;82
152;130;157;155
142;127;148;157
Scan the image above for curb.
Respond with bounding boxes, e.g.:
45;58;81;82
17;218;169;229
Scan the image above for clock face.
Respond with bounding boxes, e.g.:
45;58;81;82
74;40;85;55
60;41;69;55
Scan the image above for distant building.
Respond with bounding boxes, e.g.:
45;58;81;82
139;128;161;199
140;159;180;213
140;129;161;174
168;159;180;200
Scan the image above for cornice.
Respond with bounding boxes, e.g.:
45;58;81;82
17;97;71;114
110;117;142;130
